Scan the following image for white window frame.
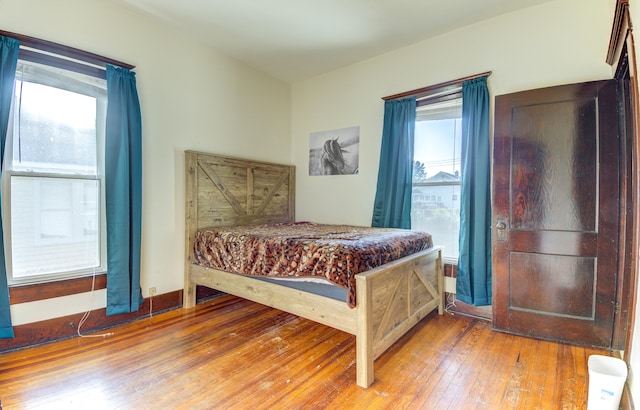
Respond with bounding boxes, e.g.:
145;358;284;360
412;97;463;265
4;60;108;285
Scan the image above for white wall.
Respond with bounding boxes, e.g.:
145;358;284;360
291;0;614;227
0;0;292;324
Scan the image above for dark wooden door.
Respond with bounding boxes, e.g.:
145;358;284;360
492;80;619;347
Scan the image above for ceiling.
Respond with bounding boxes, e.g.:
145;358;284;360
112;0;556;83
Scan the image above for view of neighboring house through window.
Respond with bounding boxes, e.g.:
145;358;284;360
5;60;107;283
412;98;462;261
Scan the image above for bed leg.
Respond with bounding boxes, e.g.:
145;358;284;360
184;279;196;309
356;275;374;387
437;249;444;315
356;334;374;388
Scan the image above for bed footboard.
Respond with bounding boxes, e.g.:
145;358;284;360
355;246;443;387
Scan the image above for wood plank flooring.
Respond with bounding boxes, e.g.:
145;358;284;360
0;294;610;409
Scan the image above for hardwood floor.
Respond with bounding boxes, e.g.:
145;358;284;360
0;294;610;409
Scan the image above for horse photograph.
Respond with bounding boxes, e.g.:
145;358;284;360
309;126;359;176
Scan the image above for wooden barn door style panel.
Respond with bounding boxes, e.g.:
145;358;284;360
492;80;620;347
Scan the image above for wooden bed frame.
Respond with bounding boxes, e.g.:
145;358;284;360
183;150;444;387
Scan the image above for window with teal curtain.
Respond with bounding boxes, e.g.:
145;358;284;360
0;35;20;338
105;65;144;315
0;32;142;338
456;76;492;306
371;97;416;229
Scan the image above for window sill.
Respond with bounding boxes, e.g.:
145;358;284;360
443;257;458;266
8;274;106;304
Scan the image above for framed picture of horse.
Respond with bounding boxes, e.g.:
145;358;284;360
309;125;359;176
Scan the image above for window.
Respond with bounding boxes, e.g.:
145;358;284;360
412;98;462;261
5;60;107;283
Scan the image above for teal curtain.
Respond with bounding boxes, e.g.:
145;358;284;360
371;97;416;229
0;36;19;338
105;65;143;315
456;77;492;306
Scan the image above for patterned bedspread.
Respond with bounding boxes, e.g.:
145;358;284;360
193;222;433;307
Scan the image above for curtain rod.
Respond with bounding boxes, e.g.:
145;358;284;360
0;29;135;70
382;71;492;101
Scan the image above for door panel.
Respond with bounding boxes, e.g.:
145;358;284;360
509;253;595;318
493;80;619;347
510;100;597;232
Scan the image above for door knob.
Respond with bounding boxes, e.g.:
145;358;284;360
495;219;507;241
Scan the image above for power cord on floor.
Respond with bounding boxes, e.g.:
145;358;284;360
444;292;457;315
77;178;113;339
77;269;114;338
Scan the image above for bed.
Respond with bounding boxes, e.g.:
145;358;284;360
183;150;444;387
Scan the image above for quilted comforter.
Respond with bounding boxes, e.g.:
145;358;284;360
193;222;433;307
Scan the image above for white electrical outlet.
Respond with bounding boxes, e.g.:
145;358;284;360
149;287;157;296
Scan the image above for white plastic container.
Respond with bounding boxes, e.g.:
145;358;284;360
587;355;628;410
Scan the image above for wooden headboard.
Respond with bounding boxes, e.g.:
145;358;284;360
184;150;295;245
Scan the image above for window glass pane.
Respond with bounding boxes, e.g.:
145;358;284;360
414;119;462;179
413;117;462;260
411;185;460;259
10;176;100;279
12;80;97;175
